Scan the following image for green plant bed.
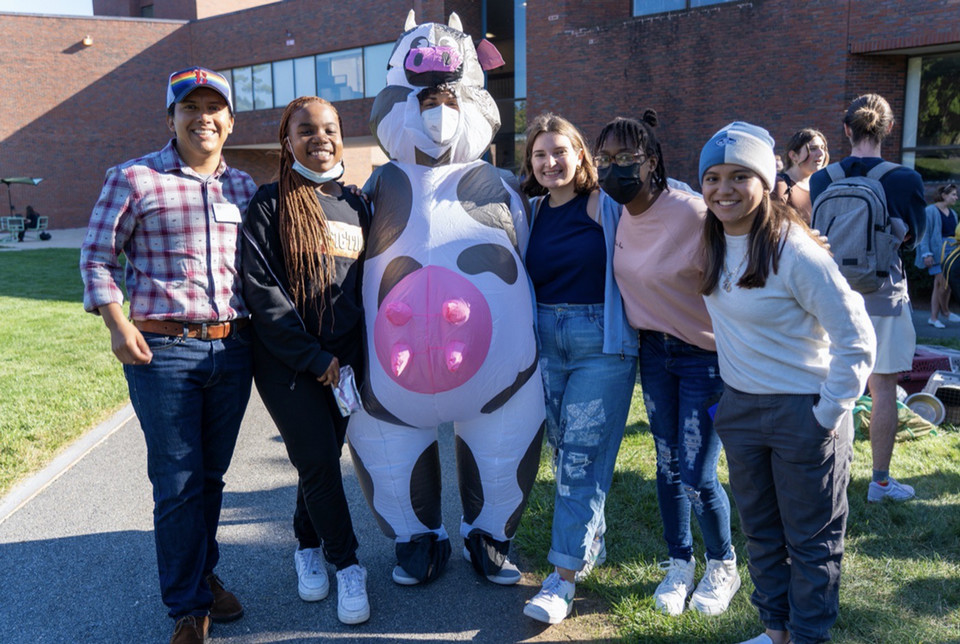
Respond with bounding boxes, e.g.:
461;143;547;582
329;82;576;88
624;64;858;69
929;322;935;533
0;249;129;495
514;386;960;643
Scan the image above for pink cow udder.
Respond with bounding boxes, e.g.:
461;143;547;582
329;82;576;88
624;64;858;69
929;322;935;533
374;265;493;393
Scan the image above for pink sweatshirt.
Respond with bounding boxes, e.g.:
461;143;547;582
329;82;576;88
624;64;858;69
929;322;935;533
613;188;716;351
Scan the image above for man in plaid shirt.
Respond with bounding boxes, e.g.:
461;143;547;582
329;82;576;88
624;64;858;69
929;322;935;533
80;67;257;644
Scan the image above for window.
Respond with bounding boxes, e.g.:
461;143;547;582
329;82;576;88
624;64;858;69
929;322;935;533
225;43;399;111
903;52;960;183
272;59;295;107
294;56;317;98
252;64;273;110
316;49;363;103
633;0;735;16
140;4;154;17
232;67;253;112
363;43;394;98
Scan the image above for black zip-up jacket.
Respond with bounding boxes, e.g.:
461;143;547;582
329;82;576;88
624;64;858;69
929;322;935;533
241;182;369;382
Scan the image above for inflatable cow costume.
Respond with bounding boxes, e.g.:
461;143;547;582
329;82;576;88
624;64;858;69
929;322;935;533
346;11;545;585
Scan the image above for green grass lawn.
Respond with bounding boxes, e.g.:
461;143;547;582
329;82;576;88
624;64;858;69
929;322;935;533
3;248;959;641
0;249;128;495
514;388;960;643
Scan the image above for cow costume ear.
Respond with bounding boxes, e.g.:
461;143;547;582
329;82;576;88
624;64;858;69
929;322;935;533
405;9;417;31
448;12;463;32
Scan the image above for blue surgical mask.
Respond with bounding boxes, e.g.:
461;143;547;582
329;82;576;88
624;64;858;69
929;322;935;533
291;158;344;184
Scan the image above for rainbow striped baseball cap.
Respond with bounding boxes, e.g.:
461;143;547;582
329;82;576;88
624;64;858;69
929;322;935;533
166;66;233;113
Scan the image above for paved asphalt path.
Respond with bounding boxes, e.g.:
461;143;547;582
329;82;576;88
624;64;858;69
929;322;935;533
0;389;563;644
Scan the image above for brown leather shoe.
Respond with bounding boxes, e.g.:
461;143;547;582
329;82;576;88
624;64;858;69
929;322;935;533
205;573;244;623
170;615;209;644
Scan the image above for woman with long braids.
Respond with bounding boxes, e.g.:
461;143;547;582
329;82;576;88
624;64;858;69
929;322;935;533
241;96;371;625
598;113;740;617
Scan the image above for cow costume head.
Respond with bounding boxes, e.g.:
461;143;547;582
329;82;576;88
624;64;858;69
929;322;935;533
370;10;502;166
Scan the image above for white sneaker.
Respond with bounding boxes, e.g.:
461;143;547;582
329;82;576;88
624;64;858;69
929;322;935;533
689;553;741;615
928;318;946;329
294;547;329;602
462;546;522;585
574;534;606;582
523;571;575;624
391;564;420;586
738;635;775;644
335;564;370;624
868;477;916;502
948;313;960;323
653;557;696;616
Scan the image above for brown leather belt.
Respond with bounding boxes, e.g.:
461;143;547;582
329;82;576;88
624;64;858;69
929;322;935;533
133;318;249;340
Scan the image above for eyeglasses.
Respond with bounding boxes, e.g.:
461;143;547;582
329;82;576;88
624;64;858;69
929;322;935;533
593;151;646;169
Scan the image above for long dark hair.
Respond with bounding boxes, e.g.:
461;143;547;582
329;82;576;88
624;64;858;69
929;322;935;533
277;96;342;317
782;128;829;171
594;111;668;192
700;191;828;295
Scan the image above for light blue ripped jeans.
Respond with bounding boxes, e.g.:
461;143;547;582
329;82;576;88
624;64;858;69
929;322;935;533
537;304;637;572
640;331;733;563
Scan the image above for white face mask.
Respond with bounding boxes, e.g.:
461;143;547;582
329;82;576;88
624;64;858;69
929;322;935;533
286;139;344;184
291;158;344;184
421;104;460;145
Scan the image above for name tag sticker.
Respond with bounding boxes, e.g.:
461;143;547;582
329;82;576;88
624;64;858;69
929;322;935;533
213;203;242;223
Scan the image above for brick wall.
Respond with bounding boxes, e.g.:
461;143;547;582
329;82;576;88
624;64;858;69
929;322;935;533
5;1;957;229
0;15;188;228
525;0;956;187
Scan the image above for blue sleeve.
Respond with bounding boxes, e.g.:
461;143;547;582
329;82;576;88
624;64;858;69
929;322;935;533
809;168;829;203
884;169;926;251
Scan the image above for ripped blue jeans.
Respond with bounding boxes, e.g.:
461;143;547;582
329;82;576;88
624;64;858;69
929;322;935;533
537;304;637;572
640;332;732;563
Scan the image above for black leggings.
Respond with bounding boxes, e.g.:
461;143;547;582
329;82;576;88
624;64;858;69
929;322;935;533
254;359;359;570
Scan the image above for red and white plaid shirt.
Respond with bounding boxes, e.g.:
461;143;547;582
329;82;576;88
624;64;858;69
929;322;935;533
81;139;258;322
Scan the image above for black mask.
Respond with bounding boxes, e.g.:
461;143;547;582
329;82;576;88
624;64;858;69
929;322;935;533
599;163;644;204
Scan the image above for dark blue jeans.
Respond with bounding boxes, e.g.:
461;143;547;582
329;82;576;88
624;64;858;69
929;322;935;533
124;329;253;619
639;332;732;562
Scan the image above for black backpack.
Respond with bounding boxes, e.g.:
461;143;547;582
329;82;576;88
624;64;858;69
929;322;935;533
810;161;900;293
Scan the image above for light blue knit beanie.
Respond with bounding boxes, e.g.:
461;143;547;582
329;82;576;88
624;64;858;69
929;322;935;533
699;121;777;189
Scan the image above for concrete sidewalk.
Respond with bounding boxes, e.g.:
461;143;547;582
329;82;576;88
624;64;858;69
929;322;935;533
0;390;580;644
0;227;87;251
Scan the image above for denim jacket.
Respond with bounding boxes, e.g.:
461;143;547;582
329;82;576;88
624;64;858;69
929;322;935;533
529;190;639;358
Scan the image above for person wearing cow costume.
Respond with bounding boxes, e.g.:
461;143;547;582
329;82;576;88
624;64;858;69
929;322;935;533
346;10;545;586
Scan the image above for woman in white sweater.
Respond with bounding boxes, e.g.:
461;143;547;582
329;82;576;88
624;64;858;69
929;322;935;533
697;122;876;644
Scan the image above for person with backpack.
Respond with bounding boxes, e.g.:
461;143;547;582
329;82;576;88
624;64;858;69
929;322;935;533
810;93;926;503
698;120;875;644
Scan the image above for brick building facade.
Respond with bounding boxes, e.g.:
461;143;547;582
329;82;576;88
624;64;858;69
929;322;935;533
1;0;958;229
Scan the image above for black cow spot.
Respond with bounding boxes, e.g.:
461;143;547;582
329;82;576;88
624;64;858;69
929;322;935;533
505;420;546;538
378;255;423;307
455;434;483;525
366;163;413;259
410;441;444;530
456;164;519;253
481;336;539;413
361;380;414;427
415;147;452;167
457;243;518;285
369;85;412;142
347;442;396;539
